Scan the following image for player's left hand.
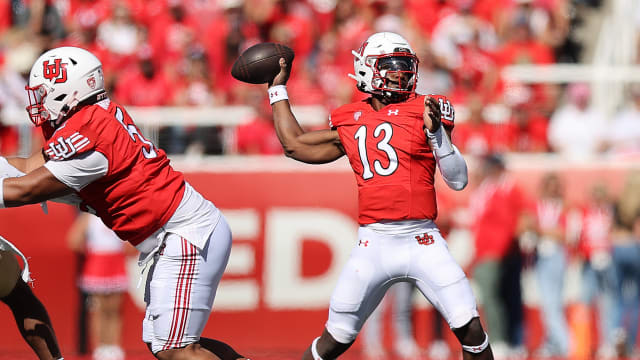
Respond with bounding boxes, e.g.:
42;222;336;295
423;96;442;133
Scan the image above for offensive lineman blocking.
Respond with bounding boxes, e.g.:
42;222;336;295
266;32;494;359
0;47;247;360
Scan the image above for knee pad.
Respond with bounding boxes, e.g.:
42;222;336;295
462;332;489;354
325;321;359;344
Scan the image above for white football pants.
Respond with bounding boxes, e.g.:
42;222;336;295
142;216;232;354
326;220;478;344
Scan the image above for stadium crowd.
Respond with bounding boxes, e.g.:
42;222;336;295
2;0;640;359
2;0;639;157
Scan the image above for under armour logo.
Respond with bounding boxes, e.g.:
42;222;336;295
354;111;362;121
270;91;278;98
416;233;434;246
359;240;369;247
388;109;399;116
45;132;90;160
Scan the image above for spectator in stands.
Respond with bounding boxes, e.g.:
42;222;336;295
64;0;110;33
314;30;361;109
576;182;620;359
502;84;550;152
68;213;129;360
173;49;224;155
361;283;421;360
22;0;66;40
234;87;282;155
605;84;640;158
452;95;491;156
469;154;527;358
415;43;453;98
430;0;498;75
524;172;571;358
611;172;640;357
114;47;185;153
496;2;554;66
114;46;173;107
147;0;199;69
493;12;555;105
269;0;314;60
548;83;605;160
96;2;140;63
202;0;252;104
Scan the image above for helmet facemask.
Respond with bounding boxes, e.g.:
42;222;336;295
25;84;50;126
370;54;418;103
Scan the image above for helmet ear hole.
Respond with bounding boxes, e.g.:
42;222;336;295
54;94;67;101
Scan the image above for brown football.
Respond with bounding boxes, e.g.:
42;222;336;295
231;43;295;84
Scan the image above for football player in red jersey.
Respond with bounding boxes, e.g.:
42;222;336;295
0;47;248;360
267;32;493;360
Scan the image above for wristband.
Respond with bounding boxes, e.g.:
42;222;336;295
0;177;5;208
426;125;455;158
268;85;288;105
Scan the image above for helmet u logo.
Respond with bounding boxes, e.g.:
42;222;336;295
43;59;68;83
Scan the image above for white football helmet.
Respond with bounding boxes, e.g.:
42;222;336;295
349;32;419;102
25;46;105;127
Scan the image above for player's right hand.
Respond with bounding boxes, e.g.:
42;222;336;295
269;58;291;87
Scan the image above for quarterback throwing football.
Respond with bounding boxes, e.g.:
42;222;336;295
267;32;494;360
0;47;247;360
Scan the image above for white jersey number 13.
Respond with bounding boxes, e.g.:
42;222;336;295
354;123;398;180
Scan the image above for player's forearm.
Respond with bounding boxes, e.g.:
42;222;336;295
271;100;343;163
426;126;468;191
272;100;305;148
0;168;72;207
5;152;45;173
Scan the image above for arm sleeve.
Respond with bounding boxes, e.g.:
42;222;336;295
426;126;468;191
43;151;109;191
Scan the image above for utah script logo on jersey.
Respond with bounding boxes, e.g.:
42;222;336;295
45;132;91;160
43;59;68;84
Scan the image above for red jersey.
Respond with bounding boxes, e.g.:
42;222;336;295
329;94;454;224
577;204;613;259
43;100;185;245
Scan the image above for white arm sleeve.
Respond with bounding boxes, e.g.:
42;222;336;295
43;151;109;191
426;126;468;191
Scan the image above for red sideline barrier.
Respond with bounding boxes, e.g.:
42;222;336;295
0;158;635;356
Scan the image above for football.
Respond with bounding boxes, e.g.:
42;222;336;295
231;43;295;84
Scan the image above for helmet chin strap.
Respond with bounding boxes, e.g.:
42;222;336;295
50;90;107;128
